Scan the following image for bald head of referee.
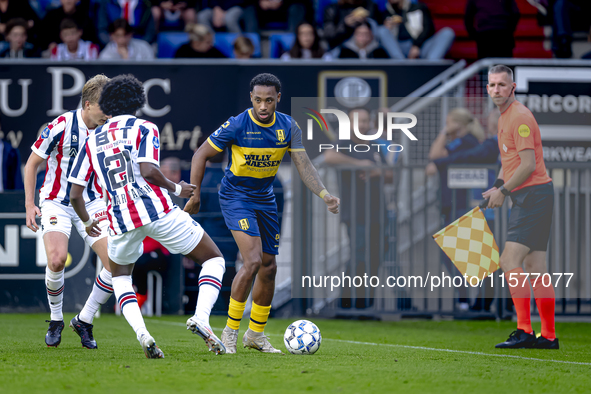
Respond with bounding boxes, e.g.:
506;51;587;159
483;65;558;350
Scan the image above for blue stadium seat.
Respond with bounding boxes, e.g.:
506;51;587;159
30;0;60;17
157;32;261;58
316;0;337;26
375;0;386;12
261;21;289;31
269;33;295;58
213;33;261;58
157;32;189;58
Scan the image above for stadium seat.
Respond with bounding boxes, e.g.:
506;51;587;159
157;32;190;58
261;21;289;31
30;0;59;17
213;33;262;58
316;0;337;26
269;33;295;58
375;0;386;12
422;0;550;60
157;32;262;58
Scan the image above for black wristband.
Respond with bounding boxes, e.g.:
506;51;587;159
499;185;511;196
493;179;504;189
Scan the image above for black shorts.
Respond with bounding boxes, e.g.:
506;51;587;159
507;182;554;251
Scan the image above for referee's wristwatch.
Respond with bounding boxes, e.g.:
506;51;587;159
499;185;511;197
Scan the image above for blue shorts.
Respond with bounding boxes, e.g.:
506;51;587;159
219;197;280;255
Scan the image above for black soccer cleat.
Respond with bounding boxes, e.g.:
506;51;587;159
533;336;559;349
70;315;97;349
45;320;64;347
495;329;536;349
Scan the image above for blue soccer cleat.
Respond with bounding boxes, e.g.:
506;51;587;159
45;320;64;347
70;315;97;349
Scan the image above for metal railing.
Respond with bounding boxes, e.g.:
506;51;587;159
292;163;591;318
398;58;591;165
288;58;591;318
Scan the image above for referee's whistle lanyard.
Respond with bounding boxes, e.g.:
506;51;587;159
499;90;515;112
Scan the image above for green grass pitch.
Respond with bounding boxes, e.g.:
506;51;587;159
1;314;589;393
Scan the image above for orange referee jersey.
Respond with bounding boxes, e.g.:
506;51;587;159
498;100;552;192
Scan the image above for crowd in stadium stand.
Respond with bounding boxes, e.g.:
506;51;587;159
0;0;585;60
0;114;23;192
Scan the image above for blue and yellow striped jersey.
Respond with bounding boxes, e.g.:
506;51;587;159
207;108;305;203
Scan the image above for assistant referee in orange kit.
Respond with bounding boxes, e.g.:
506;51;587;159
483;65;558;349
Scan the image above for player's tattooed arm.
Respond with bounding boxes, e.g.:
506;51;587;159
290;151;340;214
290;150;325;195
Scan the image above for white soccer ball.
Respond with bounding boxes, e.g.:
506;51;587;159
283;320;322;355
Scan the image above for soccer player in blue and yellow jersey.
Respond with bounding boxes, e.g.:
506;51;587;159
185;73;340;353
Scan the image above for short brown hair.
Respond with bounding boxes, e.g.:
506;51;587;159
81;74;110;105
5;18;28;36
60;18;80;32
108;18;133;34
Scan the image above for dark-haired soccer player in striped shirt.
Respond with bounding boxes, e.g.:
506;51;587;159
70;74;229;358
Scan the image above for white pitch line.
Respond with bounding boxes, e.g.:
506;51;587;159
145;319;224;331
146;320;189;327
145;320;591;367
323;338;591;367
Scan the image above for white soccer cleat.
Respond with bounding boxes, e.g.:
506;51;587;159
140;334;164;359
186;317;226;355
242;331;283;354
220;326;238;354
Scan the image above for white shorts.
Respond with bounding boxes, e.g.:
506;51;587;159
40;199;109;247
108;207;205;265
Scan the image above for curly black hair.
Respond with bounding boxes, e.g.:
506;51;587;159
98;74;146;117
250;73;281;93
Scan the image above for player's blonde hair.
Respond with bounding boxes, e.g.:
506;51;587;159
448;107;486;142
186;23;212;43
234;36;254;57
81;74;110;105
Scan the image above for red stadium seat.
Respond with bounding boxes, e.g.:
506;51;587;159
423;0;551;60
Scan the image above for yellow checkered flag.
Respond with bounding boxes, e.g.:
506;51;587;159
432;205;500;283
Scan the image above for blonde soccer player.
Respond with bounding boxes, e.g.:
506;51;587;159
24;74;113;349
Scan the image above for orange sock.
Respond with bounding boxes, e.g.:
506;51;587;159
505;267;532;333
531;277;556;340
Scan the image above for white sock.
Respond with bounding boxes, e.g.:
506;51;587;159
112;275;148;341
79;268;113;324
45;266;65;321
195;257;225;325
